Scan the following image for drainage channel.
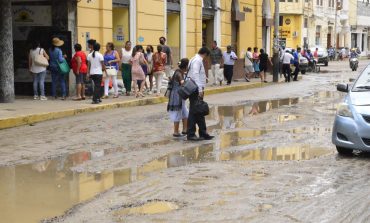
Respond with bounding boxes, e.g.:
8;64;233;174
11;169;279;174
0;91;342;222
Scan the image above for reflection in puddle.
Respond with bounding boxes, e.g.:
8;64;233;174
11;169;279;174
114;201;179;217
219;130;269;149
219;145;331;161
278;115;301;123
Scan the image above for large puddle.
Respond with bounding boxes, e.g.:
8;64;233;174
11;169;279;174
0;91;342;222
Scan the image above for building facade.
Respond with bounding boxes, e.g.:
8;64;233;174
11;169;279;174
77;0;275;59
279;0;351;50
351;0;370;56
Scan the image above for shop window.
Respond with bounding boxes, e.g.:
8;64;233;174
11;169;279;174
203;0;215;8
316;0;323;6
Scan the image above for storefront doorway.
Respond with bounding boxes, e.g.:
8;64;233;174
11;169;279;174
11;0;72;96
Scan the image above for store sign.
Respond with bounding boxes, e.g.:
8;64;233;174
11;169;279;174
279;27;291;38
12;6;52;26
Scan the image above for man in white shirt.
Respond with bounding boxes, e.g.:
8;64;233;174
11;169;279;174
280;50;294;82
187;47;214;141
222;45;238;85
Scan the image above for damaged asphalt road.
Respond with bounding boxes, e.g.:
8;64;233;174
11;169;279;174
1;60;370;223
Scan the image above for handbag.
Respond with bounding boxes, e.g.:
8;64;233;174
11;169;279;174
164;78;173;98
58;59;70;75
34;49;49;67
193;98;209;116
105;66;117;76
178;78;198;100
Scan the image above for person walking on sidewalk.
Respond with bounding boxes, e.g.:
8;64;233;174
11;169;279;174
131;45;148;98
159;37;173;78
103;42;120;99
222;45;238;85
280;49;294;82
29;40;49;101
210;41;223;86
187;47;214;141
292;48;301;81
259;49;271;83
253;47;260;78
152;45;167;96
49;37;67;100
87;43;105;104
120;41;132;96
71;43;88;100
145;45;154;94
167;58;189;137
244;47;254;82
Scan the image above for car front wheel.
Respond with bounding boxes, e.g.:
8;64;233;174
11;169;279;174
336;146;353;155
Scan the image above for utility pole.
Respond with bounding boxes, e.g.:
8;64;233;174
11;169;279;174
0;0;15;103
272;0;280;83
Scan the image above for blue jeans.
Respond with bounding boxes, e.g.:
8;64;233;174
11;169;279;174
51;70;66;97
32;71;46;96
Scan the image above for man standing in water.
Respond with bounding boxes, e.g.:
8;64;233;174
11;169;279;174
159;37;173;78
187;47;215;141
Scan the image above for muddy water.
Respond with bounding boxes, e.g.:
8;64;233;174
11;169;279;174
0;91;343;222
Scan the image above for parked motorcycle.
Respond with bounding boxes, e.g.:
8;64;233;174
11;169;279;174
350;57;359;71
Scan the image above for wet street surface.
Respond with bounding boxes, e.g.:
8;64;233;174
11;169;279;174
1;60;370;222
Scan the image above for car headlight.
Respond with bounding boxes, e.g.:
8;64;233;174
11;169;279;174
337;103;353;118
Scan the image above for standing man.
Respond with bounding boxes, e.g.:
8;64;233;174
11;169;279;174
159;37;173;78
244;47;254;82
209;41;223;86
187;47;214;141
292;47;301;81
280;49;294;82
222;45;238;85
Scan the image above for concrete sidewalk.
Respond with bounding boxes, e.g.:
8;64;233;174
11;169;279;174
0;76;288;130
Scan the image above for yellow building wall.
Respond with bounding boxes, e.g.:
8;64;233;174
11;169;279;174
136;0;165;47
187;0;203;57
279;15;302;49
348;0;357;26
167;13;181;63
76;0;274;59
77;0;113;52
112;7;129;49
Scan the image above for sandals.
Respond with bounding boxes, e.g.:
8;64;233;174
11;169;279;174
173;133;183;138
72;98;82;101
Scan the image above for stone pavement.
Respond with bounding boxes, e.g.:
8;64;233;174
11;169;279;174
0;75;288;129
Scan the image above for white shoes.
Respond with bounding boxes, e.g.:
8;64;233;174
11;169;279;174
34;95;48;100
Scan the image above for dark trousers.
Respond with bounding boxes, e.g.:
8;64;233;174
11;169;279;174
223;65;234;84
292;64;299;81
187;92;207;137
282;64;291;82
91;75;102;102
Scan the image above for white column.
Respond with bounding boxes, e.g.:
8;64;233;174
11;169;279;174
357;32;363;50
164;0;167;39
180;0;187;58
214;0;221;47
130;0;137;46
266;27;271;55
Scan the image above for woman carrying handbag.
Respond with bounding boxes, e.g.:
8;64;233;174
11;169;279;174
29;40;49;100
103;42;120;99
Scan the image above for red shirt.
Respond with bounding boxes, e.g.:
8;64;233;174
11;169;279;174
72;51;88;74
152;52;167;72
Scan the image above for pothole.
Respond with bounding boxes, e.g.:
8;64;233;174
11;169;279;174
113;200;180;217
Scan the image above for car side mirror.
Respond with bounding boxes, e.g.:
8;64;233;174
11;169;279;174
349;78;356;82
337;83;348;92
